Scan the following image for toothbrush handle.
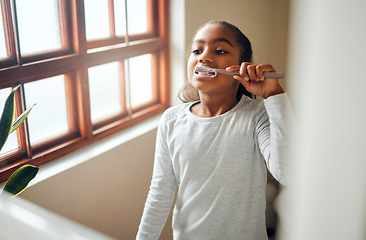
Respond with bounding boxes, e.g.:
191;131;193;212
263;71;284;79
225;70;284;79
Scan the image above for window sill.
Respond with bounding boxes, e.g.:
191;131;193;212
22;114;161;188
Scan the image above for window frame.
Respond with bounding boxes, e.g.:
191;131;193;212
0;0;170;182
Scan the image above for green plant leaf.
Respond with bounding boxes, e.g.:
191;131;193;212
3;165;39;196
0;85;20;152
10;103;36;134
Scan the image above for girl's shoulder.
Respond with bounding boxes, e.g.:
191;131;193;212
238;93;291;119
161;102;192;122
238;95;265;112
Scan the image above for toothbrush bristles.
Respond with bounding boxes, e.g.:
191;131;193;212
195;66;212;73
195;66;217;77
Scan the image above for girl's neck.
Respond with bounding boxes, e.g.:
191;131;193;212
190;93;240;118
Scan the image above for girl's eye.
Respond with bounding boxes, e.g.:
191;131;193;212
216;49;228;55
192;49;202;55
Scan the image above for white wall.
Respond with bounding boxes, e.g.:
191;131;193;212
279;0;366;239
20;121;162;239
20;1;290;239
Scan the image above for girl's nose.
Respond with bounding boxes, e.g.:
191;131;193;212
198;50;213;63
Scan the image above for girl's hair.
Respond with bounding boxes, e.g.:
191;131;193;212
178;20;253;103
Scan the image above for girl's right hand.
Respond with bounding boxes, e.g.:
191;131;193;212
227;62;284;98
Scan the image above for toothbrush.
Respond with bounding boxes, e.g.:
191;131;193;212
195;66;284;79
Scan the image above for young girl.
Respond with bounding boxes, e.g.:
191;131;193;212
137;20;293;240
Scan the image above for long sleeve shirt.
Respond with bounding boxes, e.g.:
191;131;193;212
137;93;293;240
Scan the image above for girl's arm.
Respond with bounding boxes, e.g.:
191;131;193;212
136;122;177;240
256;93;295;185
229;62;293;184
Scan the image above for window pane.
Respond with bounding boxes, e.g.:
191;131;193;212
24;76;69;143
88;62;122;122
16;0;61;55
0;88;19;153
114;0;126;37
85;0;110;40
0;8;7;58
128;54;153;107
127;0;148;35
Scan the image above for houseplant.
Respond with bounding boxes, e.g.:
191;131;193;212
0;85;38;196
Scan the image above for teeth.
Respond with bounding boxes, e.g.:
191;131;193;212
194;67;217;78
195;72;212;76
195;71;215;76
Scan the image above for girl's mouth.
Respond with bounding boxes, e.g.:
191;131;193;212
194;67;217;78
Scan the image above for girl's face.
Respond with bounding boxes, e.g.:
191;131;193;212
187;24;241;96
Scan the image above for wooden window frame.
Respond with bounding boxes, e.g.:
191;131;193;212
0;0;170;183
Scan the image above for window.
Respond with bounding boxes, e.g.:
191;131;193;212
0;0;170;182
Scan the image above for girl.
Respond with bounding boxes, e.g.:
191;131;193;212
137;20;293;240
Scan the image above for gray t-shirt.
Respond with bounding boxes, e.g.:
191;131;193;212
137;93;293;240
